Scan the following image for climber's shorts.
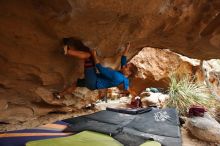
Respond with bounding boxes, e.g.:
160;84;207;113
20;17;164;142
75;56;97;90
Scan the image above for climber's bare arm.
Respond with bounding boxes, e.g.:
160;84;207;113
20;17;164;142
92;48;100;64
118;42;131;56
118;84;137;101
127;87;137;101
64;45;91;59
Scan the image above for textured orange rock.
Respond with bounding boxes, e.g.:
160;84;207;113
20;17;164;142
129;47;204;94
0;0;219;127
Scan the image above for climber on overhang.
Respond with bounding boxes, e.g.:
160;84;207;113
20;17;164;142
53;38;138;104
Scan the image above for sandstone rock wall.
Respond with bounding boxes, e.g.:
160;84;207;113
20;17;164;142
203;60;220;101
0;0;219;129
129;47;204;93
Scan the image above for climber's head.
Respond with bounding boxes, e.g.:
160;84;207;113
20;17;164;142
121;63;137;78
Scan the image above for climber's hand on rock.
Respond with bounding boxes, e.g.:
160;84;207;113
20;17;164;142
122;42;131;55
126;42;131;49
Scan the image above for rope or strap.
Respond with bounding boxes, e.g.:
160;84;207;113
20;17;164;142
0;132;72;138
37;124;68;131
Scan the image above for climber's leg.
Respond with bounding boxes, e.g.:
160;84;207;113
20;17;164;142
84;56;97;90
54;78;88;99
53;82;77;99
53;56;96;99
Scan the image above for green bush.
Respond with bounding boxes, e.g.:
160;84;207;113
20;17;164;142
165;74;213;115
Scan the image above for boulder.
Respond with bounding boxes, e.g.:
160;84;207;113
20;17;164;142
141;92;169;108
186;113;220;143
129;47;204;94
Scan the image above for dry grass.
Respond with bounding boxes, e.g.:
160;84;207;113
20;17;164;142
165;74;215;115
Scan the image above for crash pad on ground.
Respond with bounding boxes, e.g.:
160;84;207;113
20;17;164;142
0;121;72;146
63;108;181;146
140;141;161;146
26;131;123;146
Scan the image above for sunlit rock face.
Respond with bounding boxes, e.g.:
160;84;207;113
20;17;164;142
0;0;219;127
129;47;204;94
